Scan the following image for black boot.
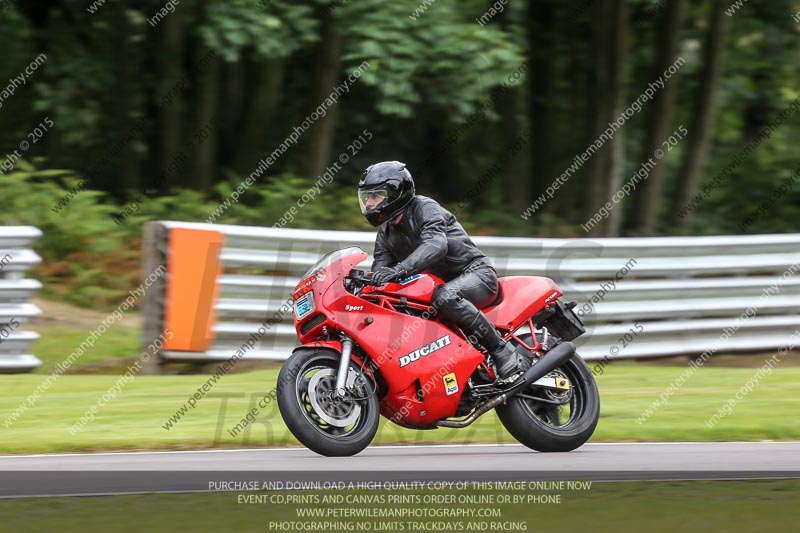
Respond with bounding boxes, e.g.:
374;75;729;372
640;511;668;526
490;341;532;382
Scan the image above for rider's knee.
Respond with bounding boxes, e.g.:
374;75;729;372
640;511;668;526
432;285;460;317
432;284;455;307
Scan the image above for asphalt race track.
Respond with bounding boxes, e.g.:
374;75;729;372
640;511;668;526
0;442;798;497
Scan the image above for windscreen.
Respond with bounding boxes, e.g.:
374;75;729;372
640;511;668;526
301;247;365;280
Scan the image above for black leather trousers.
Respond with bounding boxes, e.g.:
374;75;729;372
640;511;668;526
431;264;505;351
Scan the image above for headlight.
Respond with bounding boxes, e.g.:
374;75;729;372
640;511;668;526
294;291;316;320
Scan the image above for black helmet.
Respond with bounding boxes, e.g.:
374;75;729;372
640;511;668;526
357;161;415;226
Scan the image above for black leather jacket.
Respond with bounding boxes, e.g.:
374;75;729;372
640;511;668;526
371;195;492;282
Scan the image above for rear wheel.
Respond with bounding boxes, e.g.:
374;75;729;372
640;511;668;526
496;335;599;452
277;348;379;457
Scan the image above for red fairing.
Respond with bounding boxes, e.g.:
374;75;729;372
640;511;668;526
321;283;483;426
483;276;562;331
292;249;368;341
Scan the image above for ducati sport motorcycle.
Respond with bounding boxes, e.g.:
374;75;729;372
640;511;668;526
276;247;599;456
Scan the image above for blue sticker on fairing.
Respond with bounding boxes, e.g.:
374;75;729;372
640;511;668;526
400;274;422;285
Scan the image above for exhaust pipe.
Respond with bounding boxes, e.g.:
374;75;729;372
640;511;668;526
435;342;577;428
506;341;576;395
436;342;575;428
435;394;507;429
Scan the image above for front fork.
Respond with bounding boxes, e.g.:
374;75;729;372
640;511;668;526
333;335;354;399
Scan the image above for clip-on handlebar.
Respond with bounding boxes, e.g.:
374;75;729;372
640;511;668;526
345;268;378;295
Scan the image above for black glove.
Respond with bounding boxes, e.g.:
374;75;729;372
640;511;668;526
372;266;407;286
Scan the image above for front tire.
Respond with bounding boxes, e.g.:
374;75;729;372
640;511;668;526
496;337;599;452
277;347;379;457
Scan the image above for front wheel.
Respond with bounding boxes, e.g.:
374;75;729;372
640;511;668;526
277;347;379;457
496;337;599;452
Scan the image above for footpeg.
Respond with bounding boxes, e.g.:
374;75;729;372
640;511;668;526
495;358;537;387
494;371;524;387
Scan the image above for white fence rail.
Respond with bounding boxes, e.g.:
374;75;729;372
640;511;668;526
0;227;42;373
143;221;800;363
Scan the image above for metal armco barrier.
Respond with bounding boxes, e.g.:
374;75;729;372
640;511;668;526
0;226;42;373
143;221;800;363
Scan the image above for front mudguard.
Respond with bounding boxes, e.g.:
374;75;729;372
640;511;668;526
290;340;378;390
292;340;344;356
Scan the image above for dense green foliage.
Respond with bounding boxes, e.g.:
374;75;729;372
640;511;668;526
0;166;521;305
0;0;799;305
0;167;371;305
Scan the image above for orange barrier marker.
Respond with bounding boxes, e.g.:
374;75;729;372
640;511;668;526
162;228;224;351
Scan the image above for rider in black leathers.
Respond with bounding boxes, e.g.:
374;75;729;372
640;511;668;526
358;161;531;382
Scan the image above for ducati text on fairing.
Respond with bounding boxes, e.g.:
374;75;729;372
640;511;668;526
399;335;452;367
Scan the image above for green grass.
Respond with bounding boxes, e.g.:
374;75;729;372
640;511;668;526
1;363;799;454
31;325;141;373
2;480;799;532
26;297;143;374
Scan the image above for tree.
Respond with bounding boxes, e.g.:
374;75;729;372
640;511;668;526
111;0;140;194
526;0;558;210
198;0;321;180
340;0;524;198
155;5;186;192
189;37;220;193
491;0;528;214
671;0;728;228
585;0;628;236
634;0;685;234
300;5;343;180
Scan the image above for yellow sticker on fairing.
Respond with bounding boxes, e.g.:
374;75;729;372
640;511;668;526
443;373;459;396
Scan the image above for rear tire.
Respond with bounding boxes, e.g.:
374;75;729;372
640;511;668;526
277;348;379;457
496;337;599;452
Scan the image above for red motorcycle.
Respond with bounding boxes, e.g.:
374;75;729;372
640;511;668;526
277;247;599;456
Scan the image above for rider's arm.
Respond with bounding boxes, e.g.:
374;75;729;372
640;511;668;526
395;202;448;276
371;229;396;271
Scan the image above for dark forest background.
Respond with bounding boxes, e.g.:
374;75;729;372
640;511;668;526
0;0;799;304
